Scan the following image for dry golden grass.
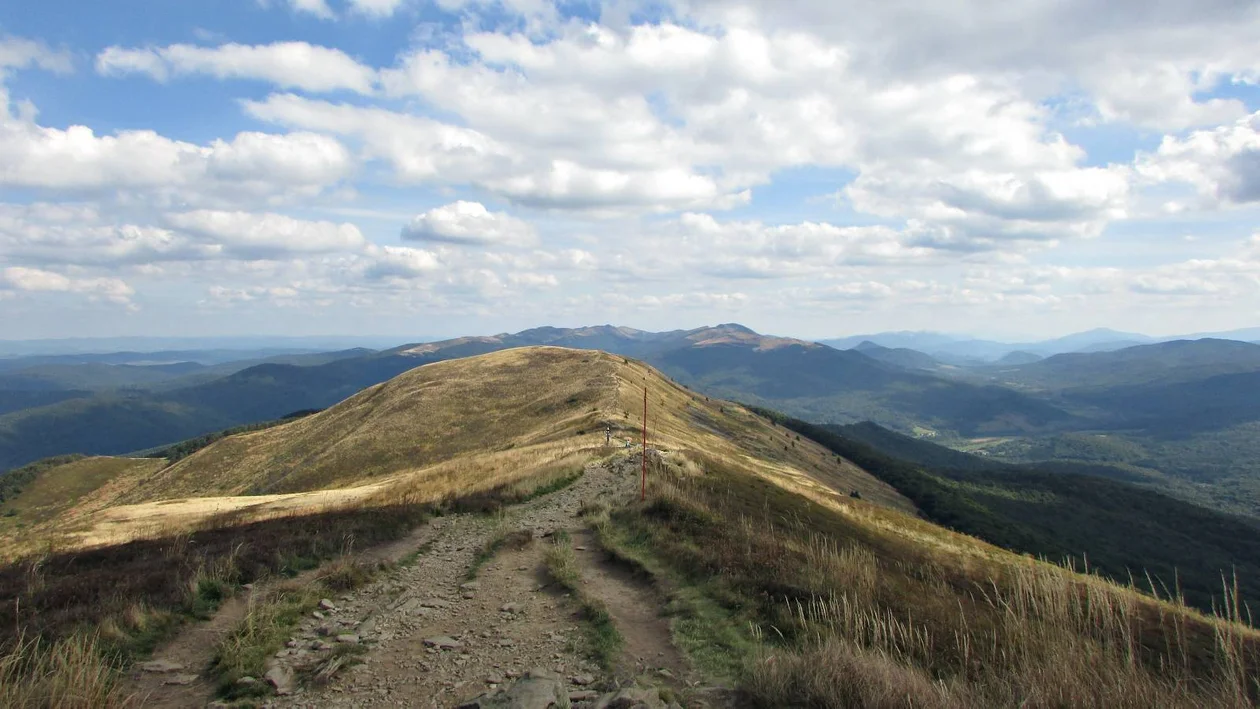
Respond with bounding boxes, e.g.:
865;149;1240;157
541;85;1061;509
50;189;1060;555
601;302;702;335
0;457;165;561
0;632;130;708
610;462;1260;709
129;347;619;500
9;347;914;555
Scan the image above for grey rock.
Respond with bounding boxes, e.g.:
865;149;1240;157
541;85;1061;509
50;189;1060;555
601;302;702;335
571;673;596;686
423;636;463;650
236;676;258;686
594;687;666;709
265;665;296;696
461;581;481;591
500;603;523;614
319;598;337;611
336;634;361;644
570;690;600;701
162;673;198;686
139;659;184;673
458;669;567;708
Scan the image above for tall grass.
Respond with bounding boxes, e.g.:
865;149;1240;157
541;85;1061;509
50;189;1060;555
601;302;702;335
616;460;1260;709
0;632;129;708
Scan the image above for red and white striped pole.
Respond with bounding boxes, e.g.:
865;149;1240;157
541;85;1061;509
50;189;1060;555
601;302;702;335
641;385;647;502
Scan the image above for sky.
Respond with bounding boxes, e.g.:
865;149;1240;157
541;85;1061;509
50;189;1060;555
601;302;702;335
2;1;1260;341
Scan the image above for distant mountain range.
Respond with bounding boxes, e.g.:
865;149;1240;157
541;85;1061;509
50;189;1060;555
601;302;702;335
7;323;1260;522
820;326;1260;363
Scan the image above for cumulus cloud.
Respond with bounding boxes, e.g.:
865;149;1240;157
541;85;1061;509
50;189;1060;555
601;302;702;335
0;36;73;74
347;0;408;16
279;0;335;19
96;42;375;93
0;89;353;206
0;266;134;305
359;244;443;280
166;210;366;258
401;201;538;247
0;204;365;266
1137;111;1260;207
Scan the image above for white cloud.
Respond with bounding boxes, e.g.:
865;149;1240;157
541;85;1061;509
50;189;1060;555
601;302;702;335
1137;111;1260;207
0;203;366;266
0;36;73;74
0;266;134;305
359;244;443;280
0;88;353;206
676;0;1260;132
0;35;72;76
282;0;335;19
166;210;366;258
96;42;375;93
347;0;407;16
401;201;538;247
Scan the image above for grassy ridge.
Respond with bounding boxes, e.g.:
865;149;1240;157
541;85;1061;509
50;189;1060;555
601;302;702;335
139;408;321;463
606;454;1260;707
749;408;1260;615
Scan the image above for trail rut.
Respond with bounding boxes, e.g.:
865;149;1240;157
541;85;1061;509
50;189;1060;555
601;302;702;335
129;456;690;708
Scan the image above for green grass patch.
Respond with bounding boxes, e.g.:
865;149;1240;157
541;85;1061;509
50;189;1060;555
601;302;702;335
544;533;622;669
212;557;377;700
397;539;435;568
467;528;534;581
211;582;322;700
594;517;753;681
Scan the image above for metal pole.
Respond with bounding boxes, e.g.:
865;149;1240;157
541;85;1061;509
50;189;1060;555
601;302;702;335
641;384;647;502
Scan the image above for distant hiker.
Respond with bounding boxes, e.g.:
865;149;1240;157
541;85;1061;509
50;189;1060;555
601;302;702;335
605;425;612;445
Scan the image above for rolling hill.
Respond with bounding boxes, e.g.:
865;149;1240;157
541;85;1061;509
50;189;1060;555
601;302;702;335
848;341;945;371
2;346;1257;709
0;347;910;556
0;324;1088;471
979;338;1260;392
760;415;1260;613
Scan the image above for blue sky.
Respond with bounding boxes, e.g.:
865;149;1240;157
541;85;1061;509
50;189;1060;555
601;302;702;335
3;0;1260;341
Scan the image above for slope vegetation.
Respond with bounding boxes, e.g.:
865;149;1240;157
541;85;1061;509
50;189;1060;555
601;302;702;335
1;347;1256;709
6;347;912;555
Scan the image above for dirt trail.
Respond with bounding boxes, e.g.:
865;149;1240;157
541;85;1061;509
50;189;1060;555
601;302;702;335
130;456;690;708
125;519;449;708
572;529;688;684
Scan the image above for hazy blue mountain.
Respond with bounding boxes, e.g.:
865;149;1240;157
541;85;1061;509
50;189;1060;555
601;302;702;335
819;331;975;352
996;351;1043;365
849;342;944;371
0;336;407;357
822;327;1159;362
0;324;1083;471
0;362;207;392
979;339;1260;391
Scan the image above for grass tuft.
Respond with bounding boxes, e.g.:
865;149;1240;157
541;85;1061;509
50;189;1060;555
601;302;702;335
467;527;535;581
0;631;128;709
544;533;622;669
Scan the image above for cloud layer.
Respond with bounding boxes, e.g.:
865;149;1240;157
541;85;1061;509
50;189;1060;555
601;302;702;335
1;1;1259;337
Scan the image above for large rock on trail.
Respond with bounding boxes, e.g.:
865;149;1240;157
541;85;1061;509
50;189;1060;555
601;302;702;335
457;668;567;709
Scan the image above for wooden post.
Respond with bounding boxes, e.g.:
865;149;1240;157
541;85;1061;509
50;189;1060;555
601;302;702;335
641;384;647;502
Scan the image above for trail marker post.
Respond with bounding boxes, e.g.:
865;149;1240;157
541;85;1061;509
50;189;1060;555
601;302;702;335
641;384;647;502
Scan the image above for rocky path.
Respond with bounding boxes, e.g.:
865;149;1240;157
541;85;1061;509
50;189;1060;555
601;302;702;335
134;455;698;708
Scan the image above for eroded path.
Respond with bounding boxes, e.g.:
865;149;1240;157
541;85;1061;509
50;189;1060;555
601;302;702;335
133;456;693;708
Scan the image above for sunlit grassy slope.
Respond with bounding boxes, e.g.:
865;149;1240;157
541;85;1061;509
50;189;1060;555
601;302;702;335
2;347;912;555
